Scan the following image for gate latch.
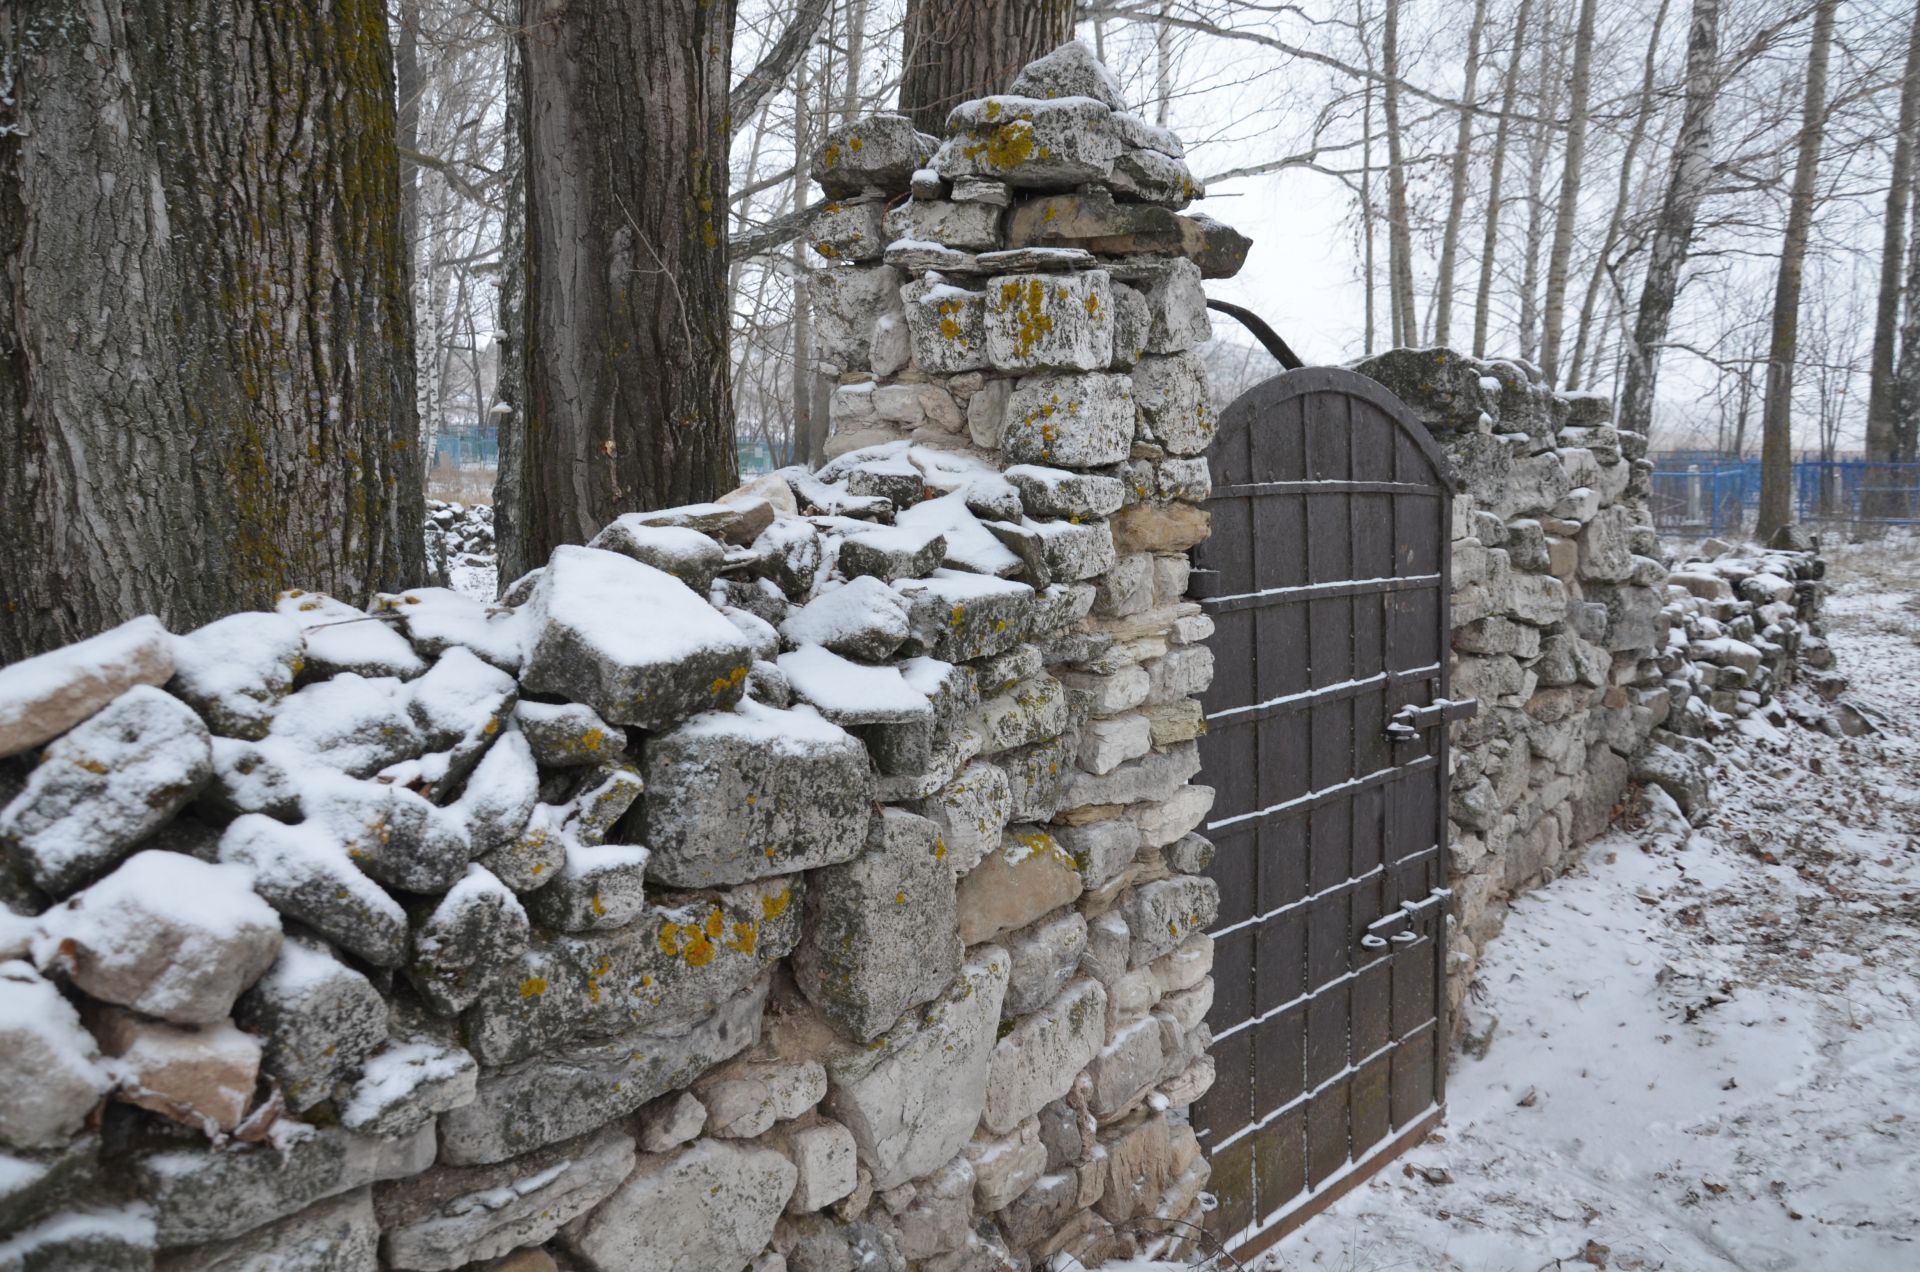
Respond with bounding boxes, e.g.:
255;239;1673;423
1359;887;1453;949
1386;697;1479;742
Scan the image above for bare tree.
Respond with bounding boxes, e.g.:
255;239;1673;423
1382;0;1418;347
0;0;421;662
1864;0;1920;490
1433;0;1491;348
1539;0;1598;383
1474;0;1539;358
1567;0;1673;390
1757;0;1840;540
1620;0;1726;438
898;0;1074;134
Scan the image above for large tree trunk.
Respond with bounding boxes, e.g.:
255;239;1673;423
1756;0;1837;541
898;0;1074;133
0;0;421;664
1619;0;1724;440
1568;0;1672;389
496;0;741;583
1382;0;1418;348
1432;0;1490;349
1473;0;1537;358
1865;0;1920;494
1538;0;1597;383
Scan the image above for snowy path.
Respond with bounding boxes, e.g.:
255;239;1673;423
1258;569;1920;1271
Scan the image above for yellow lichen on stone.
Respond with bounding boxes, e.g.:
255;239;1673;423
518;977;547;998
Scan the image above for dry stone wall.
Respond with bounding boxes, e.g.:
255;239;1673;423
1354;349;1830;1026
0;43;1240;1272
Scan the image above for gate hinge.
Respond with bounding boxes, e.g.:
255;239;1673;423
1386;697;1479;742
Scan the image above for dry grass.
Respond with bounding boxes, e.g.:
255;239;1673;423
425;463;495;506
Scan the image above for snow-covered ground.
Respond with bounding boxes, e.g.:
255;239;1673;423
1250;552;1920;1271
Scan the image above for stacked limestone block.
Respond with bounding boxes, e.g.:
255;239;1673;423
790;42;1245;1269
1655;540;1838;781
1352;349;1682;1023
0;43;1242;1272
1351;352;1843;1034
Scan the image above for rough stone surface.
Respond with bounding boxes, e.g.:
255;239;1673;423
158;1188;379;1272
824;951;1010;1189
235;938;386;1112
34;850;281;1027
983;978;1107;1133
956;829;1085;945
794;809;962;1042
984;272;1113;372
999;372;1136;468
642;704;874;887
376;1127;635;1271
520;546;752;730
1;685;212;893
0;962;110;1149
562;1139;796;1272
441;977;770;1165
0;617;175;760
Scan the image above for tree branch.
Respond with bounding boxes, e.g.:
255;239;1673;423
731;0;834;136
733;199;830;261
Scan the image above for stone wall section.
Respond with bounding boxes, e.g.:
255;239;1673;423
0;43;1244;1272
1355;349;1830;1027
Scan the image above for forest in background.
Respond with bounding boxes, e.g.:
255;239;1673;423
391;0;1920;473
7;0;1920;661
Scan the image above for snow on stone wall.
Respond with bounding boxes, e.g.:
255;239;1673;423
1354;349;1831;1030
0;43;1238;1272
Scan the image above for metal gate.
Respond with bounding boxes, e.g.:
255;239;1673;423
1190;366;1462;1255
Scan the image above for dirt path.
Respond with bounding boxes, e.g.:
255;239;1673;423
1257;558;1920;1271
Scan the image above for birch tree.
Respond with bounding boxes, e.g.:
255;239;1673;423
1433;0;1491;348
1538;0;1598;383
1620;0;1726;438
1474;0;1539;357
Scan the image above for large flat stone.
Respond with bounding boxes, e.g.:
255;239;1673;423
984;271;1113;372
956;829;1084;945
642;702;874;888
157;1187;379;1272
0;616;174;760
440;977;769;1165
136;1126;435;1247
561;1139;796;1272
941;97;1122;189
793;809;962;1042
1;685;212;893
983;978;1107;1134
376;1127;635;1271
461;878;800;1067
999;372;1136;467
824;950;1010;1190
813;114;938;197
519;545;752;731
33;849;280;1027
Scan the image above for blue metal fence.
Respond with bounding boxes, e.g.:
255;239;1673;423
1648;455;1920;536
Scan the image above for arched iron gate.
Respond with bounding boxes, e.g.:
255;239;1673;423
1189;365;1465;1256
